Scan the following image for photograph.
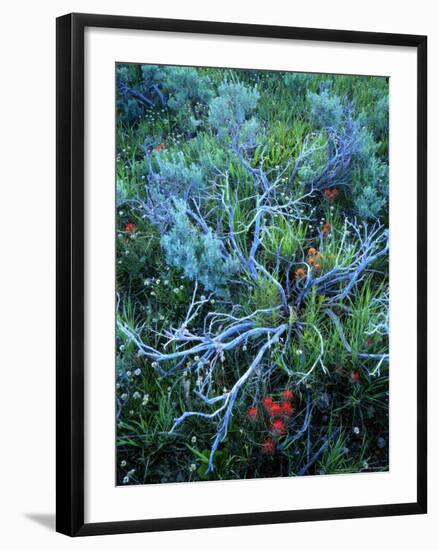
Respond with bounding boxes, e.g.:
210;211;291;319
0;1;431;546
115;64;390;485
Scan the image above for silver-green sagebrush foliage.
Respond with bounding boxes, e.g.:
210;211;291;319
116;65;389;485
161;201;239;295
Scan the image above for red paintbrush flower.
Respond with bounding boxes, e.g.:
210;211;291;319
282;389;294;402
281;401;294;417
261;438;276;455
322;188;339;201
247;406;258;420
262;396;274;409
270;420;286;436
351;370;360;382
268;403;283;418
155;142;166;152
125;222;137;233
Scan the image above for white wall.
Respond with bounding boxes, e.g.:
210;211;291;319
0;0;435;548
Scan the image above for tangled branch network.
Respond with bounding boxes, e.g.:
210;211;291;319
118;96;388;472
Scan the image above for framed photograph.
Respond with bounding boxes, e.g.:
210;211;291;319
56;13;427;536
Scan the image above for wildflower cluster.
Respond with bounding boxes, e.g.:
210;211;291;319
307;247;323;271
246;390;296;456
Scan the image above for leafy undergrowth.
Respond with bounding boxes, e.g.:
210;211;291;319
116;65;389;485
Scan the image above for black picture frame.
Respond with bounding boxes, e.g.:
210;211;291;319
56;12;427;537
